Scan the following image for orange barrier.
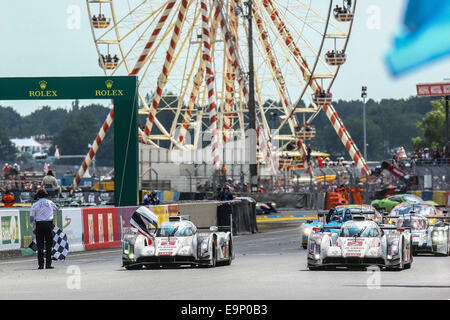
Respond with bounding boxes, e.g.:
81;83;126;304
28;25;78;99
351;188;364;205
326;192;348;210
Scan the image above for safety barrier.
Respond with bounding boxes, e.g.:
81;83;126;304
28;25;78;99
217;199;258;235
409;190;449;207
82;207;120;250
1;201;238;258
0;209;21;254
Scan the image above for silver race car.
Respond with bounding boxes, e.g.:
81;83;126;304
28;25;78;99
394;214;450;256
307;219;413;270
122;206;234;269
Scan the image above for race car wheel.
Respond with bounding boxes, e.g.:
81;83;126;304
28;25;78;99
404;245;412;270
209;243;217;268
224;238;233;266
125;264;143;270
307;264;322;271
302;243;307;249
398;238;405;270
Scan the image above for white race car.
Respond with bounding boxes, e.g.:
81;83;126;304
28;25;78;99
307;219;413;270
122;207;234;269
394;214;450;256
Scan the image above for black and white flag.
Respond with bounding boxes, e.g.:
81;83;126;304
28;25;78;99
28;226;69;261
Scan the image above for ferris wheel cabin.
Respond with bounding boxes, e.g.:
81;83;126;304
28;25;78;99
325;51;347;66
92;18;111;28
296;127;316;140
333;7;354;22
313;92;332;106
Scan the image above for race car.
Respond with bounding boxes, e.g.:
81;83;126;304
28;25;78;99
122;206;234;269
394;214;450;256
385;202;447;226
307;219;413;270
299;204;382;249
389;202;446;217
255;201;277;215
371;194;438;213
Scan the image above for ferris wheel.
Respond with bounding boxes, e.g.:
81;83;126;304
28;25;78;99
80;0;370;185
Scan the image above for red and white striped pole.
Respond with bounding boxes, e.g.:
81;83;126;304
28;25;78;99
73;3;177;187
201;0;220;170
74;109;114;187
141;0;191;142
178;4;221;145
130;0;177;76
322;104;371;175
215;0;277;173
262;0;369;176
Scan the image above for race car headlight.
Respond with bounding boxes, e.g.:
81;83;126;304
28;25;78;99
389;243;399;257
432;231;445;243
428;218;436;225
303;228;312;237
200;239;209;256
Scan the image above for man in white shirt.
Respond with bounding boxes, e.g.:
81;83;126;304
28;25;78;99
30;189;58;269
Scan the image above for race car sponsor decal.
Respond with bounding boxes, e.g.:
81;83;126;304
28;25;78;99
345;252;361;257
347;240;363;246
161;240;177;246
158;252;173;256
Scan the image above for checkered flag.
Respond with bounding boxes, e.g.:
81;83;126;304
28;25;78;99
28;226;69;261
51;226;69;261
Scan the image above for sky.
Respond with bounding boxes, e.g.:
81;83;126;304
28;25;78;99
0;0;449;116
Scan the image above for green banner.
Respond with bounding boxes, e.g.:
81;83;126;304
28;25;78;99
19;209;63;256
0;76;138;206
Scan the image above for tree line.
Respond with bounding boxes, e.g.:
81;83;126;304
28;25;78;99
0;95;445;165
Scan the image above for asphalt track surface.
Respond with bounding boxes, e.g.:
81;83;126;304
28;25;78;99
0;216;449;300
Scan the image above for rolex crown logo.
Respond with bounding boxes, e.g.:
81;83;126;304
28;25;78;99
105;80;114;89
39;80;47;90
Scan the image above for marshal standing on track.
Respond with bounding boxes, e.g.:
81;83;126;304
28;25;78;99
30;189;58;269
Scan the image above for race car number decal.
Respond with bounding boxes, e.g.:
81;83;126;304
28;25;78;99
347;241;363;246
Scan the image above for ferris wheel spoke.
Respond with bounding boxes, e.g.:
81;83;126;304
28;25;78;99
141;0;193;142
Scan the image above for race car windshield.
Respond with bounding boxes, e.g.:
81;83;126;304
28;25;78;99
336;208;374;215
340;227;379;238
392;205;434;216
397;219;426;230
156;226;193;237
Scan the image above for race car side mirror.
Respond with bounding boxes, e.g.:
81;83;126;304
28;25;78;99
396;228;405;233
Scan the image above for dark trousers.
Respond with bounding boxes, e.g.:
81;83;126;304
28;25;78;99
36;221;54;267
